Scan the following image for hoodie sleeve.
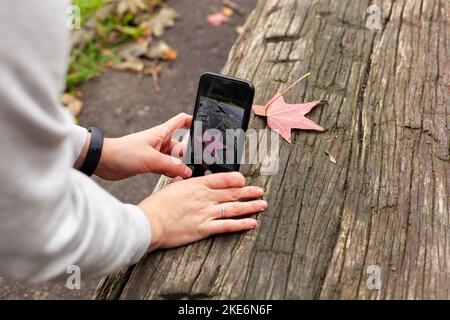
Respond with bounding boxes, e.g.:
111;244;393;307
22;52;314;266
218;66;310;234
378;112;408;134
0;0;151;283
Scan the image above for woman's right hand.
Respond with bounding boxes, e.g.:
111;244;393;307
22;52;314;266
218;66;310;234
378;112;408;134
137;172;267;251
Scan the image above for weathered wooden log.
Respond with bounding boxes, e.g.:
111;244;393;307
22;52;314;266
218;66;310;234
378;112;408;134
95;0;449;299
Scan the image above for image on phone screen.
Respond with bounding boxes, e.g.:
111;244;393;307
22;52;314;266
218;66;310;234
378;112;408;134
186;73;254;177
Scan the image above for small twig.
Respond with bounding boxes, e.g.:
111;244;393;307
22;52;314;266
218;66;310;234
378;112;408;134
145;60;162;93
264;72;311;113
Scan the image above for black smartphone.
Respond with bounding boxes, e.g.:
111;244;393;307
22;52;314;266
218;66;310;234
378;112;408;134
186;72;255;177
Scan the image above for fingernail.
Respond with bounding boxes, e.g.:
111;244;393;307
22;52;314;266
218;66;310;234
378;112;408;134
256;188;264;196
260;200;268;210
230;172;245;185
233;172;244;179
250;219;257;227
183;167;192;177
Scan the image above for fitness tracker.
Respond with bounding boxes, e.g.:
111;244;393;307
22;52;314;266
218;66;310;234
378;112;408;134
79;127;104;177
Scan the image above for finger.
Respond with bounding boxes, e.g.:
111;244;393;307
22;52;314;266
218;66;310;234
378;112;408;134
194;172;245;189
212;200;267;219
163;113;193;135
170;176;184;184
167;139;186;158
212;186;264;203
203;218;258;236
152;153;192;178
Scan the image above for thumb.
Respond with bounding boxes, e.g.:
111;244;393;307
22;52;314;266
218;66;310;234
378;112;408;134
153;153;192;178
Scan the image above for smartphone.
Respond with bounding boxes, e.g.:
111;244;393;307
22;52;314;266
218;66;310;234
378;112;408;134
186;72;255;177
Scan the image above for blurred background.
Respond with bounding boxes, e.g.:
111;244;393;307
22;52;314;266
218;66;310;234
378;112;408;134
0;0;257;300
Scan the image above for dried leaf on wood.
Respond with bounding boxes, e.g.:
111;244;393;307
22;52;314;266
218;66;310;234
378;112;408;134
325;150;337;164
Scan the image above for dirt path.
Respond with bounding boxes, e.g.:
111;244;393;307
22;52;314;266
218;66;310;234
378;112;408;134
0;0;256;300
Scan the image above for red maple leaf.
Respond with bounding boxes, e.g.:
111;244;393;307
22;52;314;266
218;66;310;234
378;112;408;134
252;73;325;143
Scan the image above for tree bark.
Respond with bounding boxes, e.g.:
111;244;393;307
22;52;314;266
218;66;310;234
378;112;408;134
95;0;449;299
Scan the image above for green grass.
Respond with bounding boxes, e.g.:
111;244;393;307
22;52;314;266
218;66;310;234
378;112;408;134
67;0;166;91
67;0;143;91
67;0;107;91
66;42;120;91
73;0;104;25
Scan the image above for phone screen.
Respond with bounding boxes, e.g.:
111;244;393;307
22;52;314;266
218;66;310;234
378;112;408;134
187;73;254;177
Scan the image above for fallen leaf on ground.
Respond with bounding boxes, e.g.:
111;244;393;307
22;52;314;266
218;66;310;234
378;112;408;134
70;3;115;50
118;39;149;61
223;0;245;15
108;58;144;72
235;25;245;35
101;49;115;57
61;94;83;117
116;0;147;15
146;41;178;61
72;90;83;98
207;12;230;26
222;7;234;17
252;72;325;143
140;6;178;37
325;150;337;164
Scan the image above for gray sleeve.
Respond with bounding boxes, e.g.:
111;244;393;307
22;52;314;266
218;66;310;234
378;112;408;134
0;0;151;283
71;124;89;164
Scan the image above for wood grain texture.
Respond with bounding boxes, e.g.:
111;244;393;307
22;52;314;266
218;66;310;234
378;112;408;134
95;0;449;299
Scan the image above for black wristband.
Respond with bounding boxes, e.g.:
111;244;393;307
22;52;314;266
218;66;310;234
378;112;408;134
79;127;104;177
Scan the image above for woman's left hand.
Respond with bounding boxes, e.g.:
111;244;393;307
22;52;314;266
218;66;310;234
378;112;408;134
94;113;193;180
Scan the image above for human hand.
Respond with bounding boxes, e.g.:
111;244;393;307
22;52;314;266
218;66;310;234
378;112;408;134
138;172;267;251
94;113;192;180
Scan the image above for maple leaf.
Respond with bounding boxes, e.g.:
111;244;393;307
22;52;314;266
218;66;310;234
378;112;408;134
252;73;325;143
